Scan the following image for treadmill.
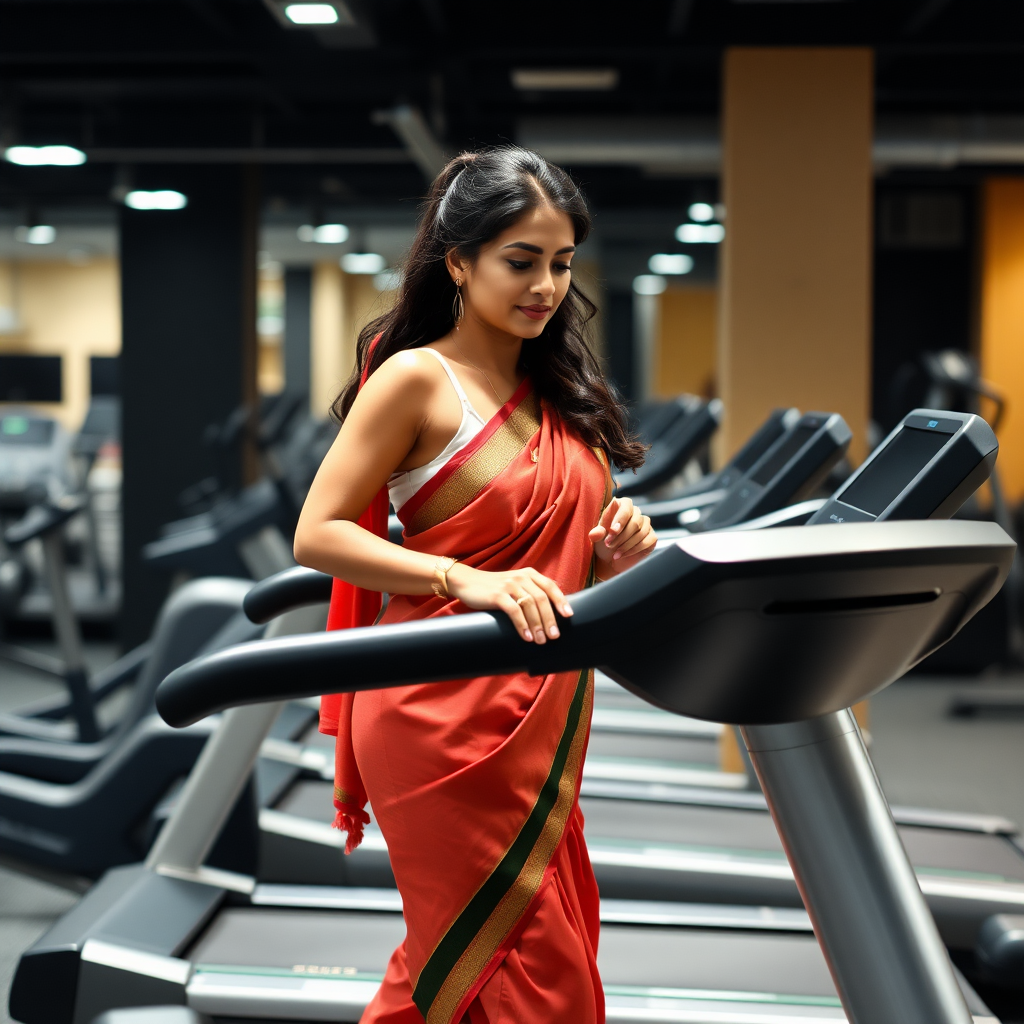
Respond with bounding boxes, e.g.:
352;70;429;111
614;396;722;497
247;410;1024;987
665;406;800;501
254;412;854;867
262;410;853;827
644;411;851;532
12;516;1015;1024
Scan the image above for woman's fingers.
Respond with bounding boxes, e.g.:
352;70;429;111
599;496;620;527
527;569;573;618
516;582;557;642
497;593;535;642
605;497;635;545
615;515;652;557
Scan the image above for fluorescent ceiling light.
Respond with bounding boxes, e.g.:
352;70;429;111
297;223;350;244
676;223;725;244
633;275;666;296
5;145;86;167
125;190;188;210
648;254;694;276
688;202;715;223
15;225;56;245
341;252;386;274
285;3;339;23
512;69;619;92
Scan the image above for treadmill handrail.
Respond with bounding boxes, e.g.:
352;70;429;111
156;521;1014;729
243;565;332;624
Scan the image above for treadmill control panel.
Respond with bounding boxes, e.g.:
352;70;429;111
809;410;997;525
692;412;851;532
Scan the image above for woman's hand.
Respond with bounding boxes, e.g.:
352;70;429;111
588;496;657;581
447;564;572;644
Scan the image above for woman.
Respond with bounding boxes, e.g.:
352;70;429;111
294;146;657;1024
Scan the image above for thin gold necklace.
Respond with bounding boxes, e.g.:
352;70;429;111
449;334;507;407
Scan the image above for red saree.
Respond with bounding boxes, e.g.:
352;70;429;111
321;374;611;1024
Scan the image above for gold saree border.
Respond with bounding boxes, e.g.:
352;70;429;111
406;391;541;535
411;668;593;1024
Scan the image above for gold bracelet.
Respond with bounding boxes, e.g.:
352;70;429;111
431;556;459;598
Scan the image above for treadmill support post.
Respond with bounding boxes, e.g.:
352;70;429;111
146;602;328;876
742;710;972;1024
40;530;99;743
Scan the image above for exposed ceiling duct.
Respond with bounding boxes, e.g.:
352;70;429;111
517;116;1024;174
373;105;448;180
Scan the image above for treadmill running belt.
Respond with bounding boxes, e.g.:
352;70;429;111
184;908;995;1023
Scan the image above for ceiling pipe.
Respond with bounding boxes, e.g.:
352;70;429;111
372;104;447;180
517;115;1024;173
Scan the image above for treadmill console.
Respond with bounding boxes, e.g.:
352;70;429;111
0;412;72;510
690;412;851;532
711;406;801;494
808;410;998;525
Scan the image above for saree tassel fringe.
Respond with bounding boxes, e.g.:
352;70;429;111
332;807;371;854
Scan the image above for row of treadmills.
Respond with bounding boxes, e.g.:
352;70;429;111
8;401;1024;1024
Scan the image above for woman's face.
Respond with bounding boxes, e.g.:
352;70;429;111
453;204;576;340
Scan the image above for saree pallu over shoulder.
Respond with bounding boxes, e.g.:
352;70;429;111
399;377;541;537
344;381;609;1024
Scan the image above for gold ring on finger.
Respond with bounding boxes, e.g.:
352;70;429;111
516;595;530;606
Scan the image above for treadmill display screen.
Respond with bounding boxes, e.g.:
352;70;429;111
0;416;53;446
838;426;950;516
731;414;784;473
750;425;817;486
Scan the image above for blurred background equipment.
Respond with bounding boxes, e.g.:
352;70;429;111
2;2;1024;1022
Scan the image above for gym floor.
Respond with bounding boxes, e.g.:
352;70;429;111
2;640;1023;1024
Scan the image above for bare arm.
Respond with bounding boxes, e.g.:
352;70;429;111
293;351;572;643
294;351;445;595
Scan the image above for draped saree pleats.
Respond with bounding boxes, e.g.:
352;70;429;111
320;380;611;1024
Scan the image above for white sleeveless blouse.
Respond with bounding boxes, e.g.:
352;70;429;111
387;348;488;513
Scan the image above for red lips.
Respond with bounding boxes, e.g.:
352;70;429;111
517;305;551;321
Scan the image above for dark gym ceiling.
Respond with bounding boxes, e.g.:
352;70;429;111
0;0;1022;211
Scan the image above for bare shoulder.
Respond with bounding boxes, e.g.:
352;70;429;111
364;348;445;395
347;348;446;426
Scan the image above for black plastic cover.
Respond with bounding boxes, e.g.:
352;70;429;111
157;521;1014;729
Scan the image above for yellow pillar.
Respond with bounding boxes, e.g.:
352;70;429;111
310;262;350;419
979;179;1024;504
719;47;874;465
717;49;874;772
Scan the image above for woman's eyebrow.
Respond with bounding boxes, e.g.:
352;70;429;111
501;242;577;255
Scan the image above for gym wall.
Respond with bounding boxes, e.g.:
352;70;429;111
0;258;120;430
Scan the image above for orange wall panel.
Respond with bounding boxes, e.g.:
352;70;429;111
655;286;717;400
979;178;1024;504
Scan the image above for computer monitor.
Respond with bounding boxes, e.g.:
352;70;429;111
0;355;62;403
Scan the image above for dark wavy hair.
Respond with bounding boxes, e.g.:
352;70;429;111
332;145;645;470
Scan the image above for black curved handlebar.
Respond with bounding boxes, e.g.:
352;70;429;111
243;565;333;624
156;523;1014;730
5;494;87;548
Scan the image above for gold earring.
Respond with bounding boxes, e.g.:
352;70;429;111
452;279;464;327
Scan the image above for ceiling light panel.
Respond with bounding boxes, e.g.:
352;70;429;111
511;69;619;92
5;145;86;167
265;1;355;27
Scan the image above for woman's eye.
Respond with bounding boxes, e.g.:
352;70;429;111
554;263;572;274
507;260;532;271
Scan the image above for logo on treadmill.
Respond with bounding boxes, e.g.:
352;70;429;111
829;514;845;523
927;420;939;428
